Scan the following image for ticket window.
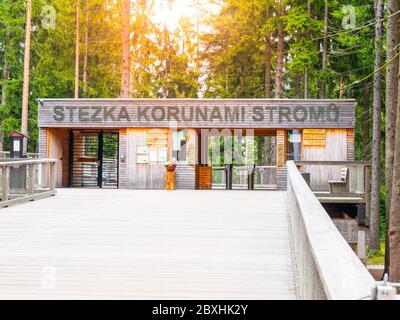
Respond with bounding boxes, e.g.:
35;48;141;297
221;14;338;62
287;130;302;161
172;130;187;163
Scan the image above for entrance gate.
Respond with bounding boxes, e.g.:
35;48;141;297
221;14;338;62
210;133;277;190
70;130;119;188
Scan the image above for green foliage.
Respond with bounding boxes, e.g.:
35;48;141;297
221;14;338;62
0;0;386;160
0;0;200;151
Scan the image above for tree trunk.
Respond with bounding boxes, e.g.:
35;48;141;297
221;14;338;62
384;0;400;275
21;0;32;141
304;0;311;99
1;61;7;107
389;53;400;282
304;66;309;99
196;0;200;73
74;0;80;99
265;6;272;98
295;73;301;98
0;60;7;152
362;86;370;160
121;0;131;98
0;128;3;152
83;0;89;96
274;1;285;99
339;76;345;99
370;0;384;251
321;0;328;98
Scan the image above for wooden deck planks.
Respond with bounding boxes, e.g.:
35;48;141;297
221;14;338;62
0;189;296;300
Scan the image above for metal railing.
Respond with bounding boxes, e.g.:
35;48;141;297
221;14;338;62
0;151;40;159
287;161;377;300
212;165;277;190
294;161;371;195
0;159;57;208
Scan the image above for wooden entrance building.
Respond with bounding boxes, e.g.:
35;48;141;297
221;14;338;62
38;99;356;191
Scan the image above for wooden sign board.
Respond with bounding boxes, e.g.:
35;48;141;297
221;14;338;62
303;129;326;147
147;130;168;149
39;99;356;129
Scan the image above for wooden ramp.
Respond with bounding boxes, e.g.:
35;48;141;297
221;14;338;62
0;189;296;300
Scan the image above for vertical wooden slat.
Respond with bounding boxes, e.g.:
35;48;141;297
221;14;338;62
27;164;36;195
49;162;57;191
2;166;10;202
38;128;48;159
200;130;209;165
187;129;197;165
119;129;127;189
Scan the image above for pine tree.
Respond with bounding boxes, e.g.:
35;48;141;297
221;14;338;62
370;0;384;251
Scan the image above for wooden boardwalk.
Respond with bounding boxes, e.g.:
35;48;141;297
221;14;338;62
0;189;296;299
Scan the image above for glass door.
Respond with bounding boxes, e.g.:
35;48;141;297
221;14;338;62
71;131;119;188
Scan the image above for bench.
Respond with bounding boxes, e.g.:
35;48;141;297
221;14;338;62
328;168;349;194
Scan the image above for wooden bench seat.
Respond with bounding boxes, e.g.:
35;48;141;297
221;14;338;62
328;168;349;194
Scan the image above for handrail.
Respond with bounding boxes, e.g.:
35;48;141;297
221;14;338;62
0;152;39;159
287;161;376;300
0;159;57;166
212;166;225;171
295;161;371;167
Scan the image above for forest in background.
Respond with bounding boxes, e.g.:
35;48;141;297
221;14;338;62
0;0;378;154
1;0;400;280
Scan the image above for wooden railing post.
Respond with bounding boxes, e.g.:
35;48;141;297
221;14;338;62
2;166;10;202
27;164;37;195
49;162;56;191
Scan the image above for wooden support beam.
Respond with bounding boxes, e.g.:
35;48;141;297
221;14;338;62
27;164;36;195
49;162;57;191
1;166;9;202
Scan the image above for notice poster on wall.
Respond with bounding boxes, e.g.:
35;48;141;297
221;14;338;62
137;146;148;155
137;155;149;164
13;140;21;152
137;145;149;164
158;150;168;162
290;134;302;143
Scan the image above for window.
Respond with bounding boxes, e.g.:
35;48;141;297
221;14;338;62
172;130;187;163
287;130;302;161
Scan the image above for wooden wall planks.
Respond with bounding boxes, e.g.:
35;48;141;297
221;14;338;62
302;129;349;191
38;128;47;159
126;129;166;190
47;128;70;188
